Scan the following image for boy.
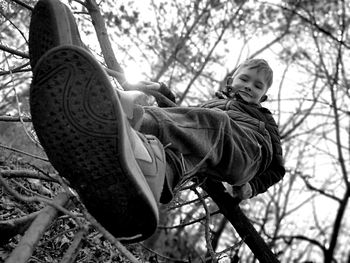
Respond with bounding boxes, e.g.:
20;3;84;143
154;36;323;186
29;0;285;242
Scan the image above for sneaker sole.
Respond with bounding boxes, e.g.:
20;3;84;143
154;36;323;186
29;0;83;69
30;45;158;242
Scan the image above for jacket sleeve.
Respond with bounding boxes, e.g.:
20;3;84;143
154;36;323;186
249;109;286;196
249;155;285;196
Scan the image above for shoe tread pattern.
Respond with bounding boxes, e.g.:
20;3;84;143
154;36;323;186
30;47;157;241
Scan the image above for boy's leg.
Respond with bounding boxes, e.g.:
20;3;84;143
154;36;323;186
30;45;166;242
140;107;265;187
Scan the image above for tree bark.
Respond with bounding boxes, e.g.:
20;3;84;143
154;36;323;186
202;179;280;263
85;0;126;84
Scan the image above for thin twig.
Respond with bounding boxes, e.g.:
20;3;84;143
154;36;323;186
11;179;51;199
8;0;33;11
0;115;31;122
193;188;217;262
0;43;29;58
140;243;190;262
45;226;79;244
0;7;28;43
0;68;31;76
0;143;48;161
0;175;78;223
0;42;39;147
1;169;59;183
158;210;220;230
167;194;209;210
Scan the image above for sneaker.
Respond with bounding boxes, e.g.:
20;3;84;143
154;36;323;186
29;0;85;70
28;0;177;106
30;45;166;242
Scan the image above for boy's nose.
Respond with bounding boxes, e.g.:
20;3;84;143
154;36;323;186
244;86;251;92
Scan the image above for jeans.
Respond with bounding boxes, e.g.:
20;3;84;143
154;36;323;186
140;106;272;200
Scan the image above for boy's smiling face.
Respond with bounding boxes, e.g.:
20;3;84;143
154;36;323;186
229;67;269;104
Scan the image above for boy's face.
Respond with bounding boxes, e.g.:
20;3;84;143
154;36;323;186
229;67;268;104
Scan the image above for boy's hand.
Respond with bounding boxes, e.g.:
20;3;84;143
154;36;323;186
124;81;176;105
230;183;252;200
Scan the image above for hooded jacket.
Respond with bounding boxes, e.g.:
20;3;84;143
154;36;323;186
200;93;285;196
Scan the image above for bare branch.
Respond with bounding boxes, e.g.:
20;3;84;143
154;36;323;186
299;174;341;203
167;194;209;210
60;228;87;263
202;180;280;263
0;62;31;76
0;143;48;161
178;1;247;104
0;211;40;245
277;3;350;49
84;0;126;85
1;169;59;183
0;43;28;59
0;175;77;221
193;187;217;262
140;243;190;263
277;234;327;254
8;0;33;11
5;192;70;263
158;210;220;230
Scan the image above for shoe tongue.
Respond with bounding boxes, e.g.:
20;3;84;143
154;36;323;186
130;131;152;163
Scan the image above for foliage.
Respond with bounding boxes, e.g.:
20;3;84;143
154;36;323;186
2;0;350;262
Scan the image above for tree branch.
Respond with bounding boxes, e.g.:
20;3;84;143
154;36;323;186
8;0;33;11
193;188;217;262
157;210;220;230
0;143;48;161
202;179;280;263
0;211;40;245
60;228;87;263
299;173;341;203
277;3;350;49
0;63;31;76
84;0;126;85
5;192;70;263
0;43;29;59
1;169;59;183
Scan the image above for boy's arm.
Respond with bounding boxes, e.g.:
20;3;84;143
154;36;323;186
247;108;286;197
249;155;285;197
124;81;176;104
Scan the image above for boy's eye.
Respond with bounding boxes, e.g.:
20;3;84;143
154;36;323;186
239;77;247;82
226;77;234;86
255;82;265;89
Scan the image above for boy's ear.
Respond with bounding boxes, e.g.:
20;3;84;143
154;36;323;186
260;95;268;102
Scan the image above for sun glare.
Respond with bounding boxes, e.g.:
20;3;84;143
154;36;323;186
124;63;146;84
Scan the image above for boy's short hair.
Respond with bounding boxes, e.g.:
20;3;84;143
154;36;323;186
233;59;273;88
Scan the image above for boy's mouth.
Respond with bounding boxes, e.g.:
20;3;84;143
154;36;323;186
238;90;252;98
